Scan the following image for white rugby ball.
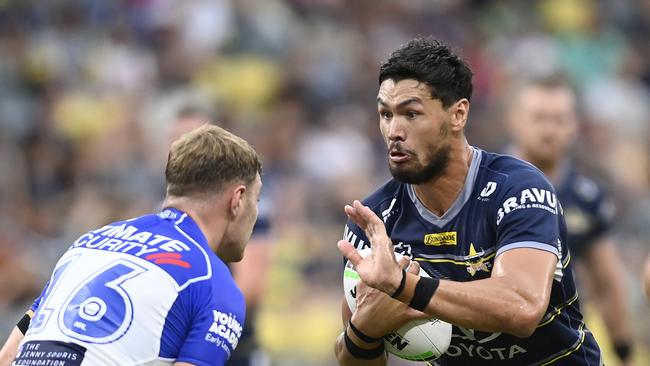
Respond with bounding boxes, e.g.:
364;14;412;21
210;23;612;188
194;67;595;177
343;248;452;362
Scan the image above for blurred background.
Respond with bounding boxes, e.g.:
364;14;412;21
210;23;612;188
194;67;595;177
0;0;649;365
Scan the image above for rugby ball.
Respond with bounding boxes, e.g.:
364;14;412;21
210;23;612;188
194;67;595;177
343;248;452;362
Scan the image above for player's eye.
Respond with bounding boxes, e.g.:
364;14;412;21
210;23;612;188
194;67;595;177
380;111;393;120
406;111;420;119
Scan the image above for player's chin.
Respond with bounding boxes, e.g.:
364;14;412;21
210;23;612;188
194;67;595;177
225;252;245;263
230;246;246;262
388;164;418;183
388;160;412;173
533;150;561;165
218;242;246;262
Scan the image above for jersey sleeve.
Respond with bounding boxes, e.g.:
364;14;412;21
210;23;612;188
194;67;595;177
494;172;562;258
29;281;50;312
174;279;245;366
175;308;229;366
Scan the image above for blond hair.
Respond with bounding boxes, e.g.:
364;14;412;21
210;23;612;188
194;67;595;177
165;124;261;196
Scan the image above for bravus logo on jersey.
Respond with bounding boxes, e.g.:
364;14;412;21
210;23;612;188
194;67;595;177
496;188;561;225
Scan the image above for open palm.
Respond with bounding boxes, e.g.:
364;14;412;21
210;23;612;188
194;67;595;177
338;200;403;294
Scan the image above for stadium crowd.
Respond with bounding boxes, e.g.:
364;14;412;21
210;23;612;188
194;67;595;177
0;0;649;364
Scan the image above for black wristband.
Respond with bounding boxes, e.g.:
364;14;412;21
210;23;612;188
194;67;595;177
408;277;440;311
390;269;407;298
614;342;632;361
344;329;385;359
348;320;381;343
17;313;31;335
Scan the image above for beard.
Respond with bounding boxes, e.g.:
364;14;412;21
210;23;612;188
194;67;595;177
389;143;451;184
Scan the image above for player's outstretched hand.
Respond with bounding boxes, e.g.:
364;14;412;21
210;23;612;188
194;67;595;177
337;200;403;295
351;257;429;338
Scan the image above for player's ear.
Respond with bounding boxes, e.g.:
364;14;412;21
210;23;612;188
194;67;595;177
449;98;469;132
229;184;247;218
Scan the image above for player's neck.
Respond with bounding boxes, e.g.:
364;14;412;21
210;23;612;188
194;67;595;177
413;143;473;217
514;148;562;184
162;196;228;252
534;161;562;183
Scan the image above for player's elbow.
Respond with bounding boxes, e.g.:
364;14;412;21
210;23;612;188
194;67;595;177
507;298;547;338
508;312;540;338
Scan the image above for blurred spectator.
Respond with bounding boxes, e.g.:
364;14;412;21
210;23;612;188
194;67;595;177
0;0;649;364
504;75;636;366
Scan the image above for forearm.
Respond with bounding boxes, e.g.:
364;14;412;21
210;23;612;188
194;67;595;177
595;278;633;343
644;256;650;301
334;332;387;366
585;241;633;343
394;274;545;337
0;326;24;366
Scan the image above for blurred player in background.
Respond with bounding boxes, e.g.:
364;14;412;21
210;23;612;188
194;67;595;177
506;76;635;365
335;37;602;366
643;256;650;300
0;125;262;365
167;106;273;366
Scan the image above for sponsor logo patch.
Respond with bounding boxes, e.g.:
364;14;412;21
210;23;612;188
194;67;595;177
14;340;86;366
480;181;497;198
204;310;243;357
424;232;457;246
496;188;560;225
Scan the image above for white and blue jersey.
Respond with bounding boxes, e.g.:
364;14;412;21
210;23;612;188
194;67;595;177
15;208;244;366
344;148;602;365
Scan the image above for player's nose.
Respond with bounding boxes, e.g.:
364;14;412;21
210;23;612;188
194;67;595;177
387;119;407;142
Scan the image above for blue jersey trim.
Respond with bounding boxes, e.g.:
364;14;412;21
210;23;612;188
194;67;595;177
175;213;189;226
496;241;560;258
172;225;212;291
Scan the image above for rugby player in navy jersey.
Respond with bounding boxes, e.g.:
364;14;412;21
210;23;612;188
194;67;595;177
0;125;262;365
334;37;603;365
506;76;635;365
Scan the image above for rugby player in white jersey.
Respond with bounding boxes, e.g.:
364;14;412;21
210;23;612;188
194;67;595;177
0;125;262;365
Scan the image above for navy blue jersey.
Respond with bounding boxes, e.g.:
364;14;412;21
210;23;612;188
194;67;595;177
21;208;244;366
344;148;602;366
556;167;613;259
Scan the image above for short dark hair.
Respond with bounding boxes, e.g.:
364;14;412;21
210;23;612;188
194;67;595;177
379;37;473;108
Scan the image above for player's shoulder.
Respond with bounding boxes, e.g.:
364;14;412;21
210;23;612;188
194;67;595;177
77;210;213;291
479;150;554;193
208;256;243;299
561;167;606;204
188;253;242;303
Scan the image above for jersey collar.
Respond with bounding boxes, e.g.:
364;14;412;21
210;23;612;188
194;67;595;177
158;207;209;248
407;146;483;227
